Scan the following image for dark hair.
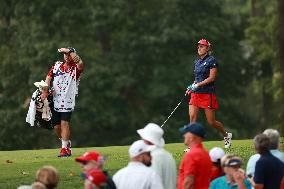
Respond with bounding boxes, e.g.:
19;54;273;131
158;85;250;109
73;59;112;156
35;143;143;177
254;134;270;154
213;159;222;168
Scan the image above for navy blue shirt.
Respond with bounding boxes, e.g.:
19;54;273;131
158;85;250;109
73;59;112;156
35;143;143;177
254;151;284;189
193;55;218;93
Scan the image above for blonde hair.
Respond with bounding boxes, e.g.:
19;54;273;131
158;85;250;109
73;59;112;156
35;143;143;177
220;154;235;167
35;166;59;189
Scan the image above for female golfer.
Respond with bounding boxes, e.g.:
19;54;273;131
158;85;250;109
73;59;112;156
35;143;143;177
187;39;232;148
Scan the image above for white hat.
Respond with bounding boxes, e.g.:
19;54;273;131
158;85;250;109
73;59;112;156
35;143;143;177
209;147;225;162
137;123;165;147
129;140;155;158
34;80;48;88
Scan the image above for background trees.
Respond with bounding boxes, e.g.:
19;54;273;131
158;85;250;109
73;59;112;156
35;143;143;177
0;0;280;150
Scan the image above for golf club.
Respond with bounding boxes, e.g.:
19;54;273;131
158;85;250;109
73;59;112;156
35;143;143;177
161;90;191;128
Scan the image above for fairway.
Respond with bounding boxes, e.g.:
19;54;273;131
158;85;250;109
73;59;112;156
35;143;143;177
0;139;256;189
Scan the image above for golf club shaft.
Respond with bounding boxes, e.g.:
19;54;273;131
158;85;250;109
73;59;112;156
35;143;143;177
161;91;190;128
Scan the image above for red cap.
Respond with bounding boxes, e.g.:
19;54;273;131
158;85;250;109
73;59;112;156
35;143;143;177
197;39;211;47
75;151;101;163
86;169;107;187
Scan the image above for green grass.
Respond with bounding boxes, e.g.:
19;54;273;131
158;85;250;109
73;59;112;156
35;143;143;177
0;139;256;189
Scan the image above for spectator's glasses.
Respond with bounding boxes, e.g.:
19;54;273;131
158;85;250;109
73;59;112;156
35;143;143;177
81;161;91;166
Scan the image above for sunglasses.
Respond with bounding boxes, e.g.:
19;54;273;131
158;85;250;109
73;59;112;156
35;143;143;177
81;161;90;165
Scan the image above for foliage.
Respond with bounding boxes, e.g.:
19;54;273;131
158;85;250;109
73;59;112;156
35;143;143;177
0;0;280;150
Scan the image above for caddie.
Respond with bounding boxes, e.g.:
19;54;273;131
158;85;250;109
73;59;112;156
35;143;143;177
45;47;84;157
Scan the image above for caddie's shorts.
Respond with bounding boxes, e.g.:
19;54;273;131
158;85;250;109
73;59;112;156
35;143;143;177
52;111;73;126
189;93;219;109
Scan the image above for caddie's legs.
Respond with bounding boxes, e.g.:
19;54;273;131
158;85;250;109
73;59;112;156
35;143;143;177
54;124;61;139
61;120;70;141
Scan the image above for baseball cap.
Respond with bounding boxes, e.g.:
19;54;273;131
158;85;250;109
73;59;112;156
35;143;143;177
209;147;225;162
179;122;206;138
224;157;243;167
75;151;102;163
85;169;107;187
129;140;155;158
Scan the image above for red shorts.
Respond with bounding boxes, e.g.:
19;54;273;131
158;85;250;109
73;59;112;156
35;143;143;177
189;93;219;109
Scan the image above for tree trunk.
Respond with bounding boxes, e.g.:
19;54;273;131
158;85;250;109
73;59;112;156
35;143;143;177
251;0;273;132
278;0;284;147
98;31;111;57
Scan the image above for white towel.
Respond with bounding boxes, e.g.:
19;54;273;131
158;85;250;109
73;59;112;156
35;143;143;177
26;91;37;126
26;90;52;126
42;98;52;121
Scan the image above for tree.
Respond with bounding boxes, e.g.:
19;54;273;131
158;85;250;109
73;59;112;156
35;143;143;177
278;0;284;138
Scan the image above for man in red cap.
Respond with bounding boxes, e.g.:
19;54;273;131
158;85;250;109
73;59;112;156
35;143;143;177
83;169;107;189
75;151;116;189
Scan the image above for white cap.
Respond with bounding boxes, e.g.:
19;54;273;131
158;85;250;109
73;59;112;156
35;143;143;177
34;80;48;88
137;123;165;147
209;147;225;162
129;140;154;158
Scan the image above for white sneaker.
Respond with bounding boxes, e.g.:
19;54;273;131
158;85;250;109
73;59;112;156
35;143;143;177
224;132;232;149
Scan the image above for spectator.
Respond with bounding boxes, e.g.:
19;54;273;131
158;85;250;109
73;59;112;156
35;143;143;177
246;129;284;178
75;151;116;189
31;182;47;189
113;140;164;189
177;122;212;189
17;186;32;189
251;134;284;189
210;155;251;189
35;166;59;189
209;147;225;181
83;169;107;189
137;123;177;189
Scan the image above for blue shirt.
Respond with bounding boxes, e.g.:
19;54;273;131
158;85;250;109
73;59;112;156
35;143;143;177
193;55;218;93
254;151;284;189
246;149;284;177
209;175;251;189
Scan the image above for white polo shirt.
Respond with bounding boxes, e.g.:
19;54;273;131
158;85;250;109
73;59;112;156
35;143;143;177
113;161;164;189
151;147;177;189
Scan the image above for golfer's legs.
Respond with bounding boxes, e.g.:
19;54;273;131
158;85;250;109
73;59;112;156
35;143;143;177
61;120;70;141
189;105;199;123
204;109;227;137
54;124;61;138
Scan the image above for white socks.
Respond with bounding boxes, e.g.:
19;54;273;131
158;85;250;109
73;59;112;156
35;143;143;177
62;140;69;148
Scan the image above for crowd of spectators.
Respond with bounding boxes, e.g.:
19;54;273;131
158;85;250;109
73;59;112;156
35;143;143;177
17;123;284;189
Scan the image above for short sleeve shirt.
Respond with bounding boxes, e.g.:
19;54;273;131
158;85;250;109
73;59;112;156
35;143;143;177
254;152;284;189
194;55;218;93
47;62;82;112
177;143;212;189
209;175;251;189
47;62;82;81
